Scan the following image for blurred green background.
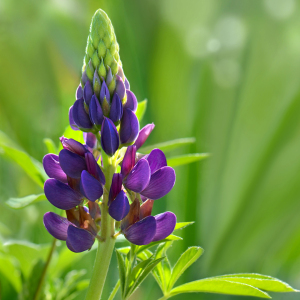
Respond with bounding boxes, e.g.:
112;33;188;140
1;0;300;299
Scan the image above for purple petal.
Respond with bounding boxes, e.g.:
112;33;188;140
141;166;175;200
60;137;87;156
124;77;130;90
152;212;176;242
115;75;126;99
43;212;72;241
88;201;101;221
44;178;82;210
145;149;167;174
43;154;68;183
72;99;93;130
124;159;150;193
83;81;93;105
120;108;139;145
109;93;123;123
109;173;123;204
59;149;87;178
133;123;155;150
101;118;120;156
83;132;97;150
121;145;136;177
89;95;104;126
109;191;130;221
85;152;105;185
124;216;156;245
80;170;103;202
69;106;79;131
76;85;83;100
100;80;110;105
124;90;138;112
66;225;95;253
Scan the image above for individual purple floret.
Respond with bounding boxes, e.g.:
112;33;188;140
101;118;120;156
43;138;105;209
121;146;176;200
133;123;155;150
44;204;100;252
121;199;176;245
119;108;139;145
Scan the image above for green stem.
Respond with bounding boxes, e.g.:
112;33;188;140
33;238;56;300
85;148;117;300
108;280;120;300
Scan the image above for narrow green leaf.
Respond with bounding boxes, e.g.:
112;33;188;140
116;246;131;255
214;274;298;292
115;250;126;296
43;138;58;154
167;153;210;168
168;247;204;291
6;193;46;209
108;280;120;300
174;222;194;231
135;99;147;121
168;278;271;299
140;137;196;154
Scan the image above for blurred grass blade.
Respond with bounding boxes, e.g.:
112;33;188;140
0;255;22;292
43;138;58;154
167;278;271;299
174;222;194;231
167;153;210;167
135;99;147;121
115;250;126;296
6;194;46;209
140;137;196;154
213;274;298;292
168;247;204;291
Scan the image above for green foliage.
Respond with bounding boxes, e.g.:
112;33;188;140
167;153;210;167
6;194;46;209
135;99;147;121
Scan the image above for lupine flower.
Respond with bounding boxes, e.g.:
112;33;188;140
121;145;176;200
44;203;100;252
43;138;105;210
133;123;155;150
121;199;176;245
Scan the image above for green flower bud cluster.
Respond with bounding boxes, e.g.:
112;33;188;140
82;9;124;95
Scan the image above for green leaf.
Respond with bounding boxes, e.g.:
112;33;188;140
135;99;147;121
174;222;194;231
43;138;58;154
6;193;46;209
167;153;210;168
168;278;271;299
168;247;204;291
213;274;298;292
115;250;126;296
139;137;196;154
0;254;22;292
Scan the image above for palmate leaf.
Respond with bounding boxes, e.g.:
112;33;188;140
167;153;210;167
6;193;46;209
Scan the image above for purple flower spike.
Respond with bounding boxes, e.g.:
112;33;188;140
134;123;155;150
109;93;123;123
109;173;123;204
83;81;93;105
124;90;138;112
43;212;72;241
120;108;139;145
124;159;151;193
44;178;82;210
43;154;68;183
60;137;87;156
59;149;87;178
89;95;104;127
109;191;130;221
123;216;157;245
80;170;103;201
66;225;95;253
100;80;110;105
85;152;105;185
72;99;93;130
146;148;167;174
115;75;126;99
152;212;176;242
101;118;119;156
83;132;97;150
76;85;83;100
69;106;79;131
141;166;175;200
124;77;130;90
121;145;136;177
